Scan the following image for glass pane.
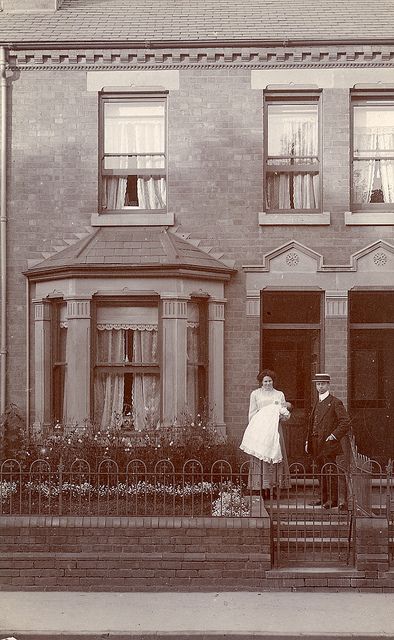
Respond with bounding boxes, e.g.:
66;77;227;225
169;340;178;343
94;370;160;431
353;159;394;204
267;103;318;157
353;104;394;158
262;292;321;324
266;172;319;209
58;327;67;361
350;292;394;323
104;101;165;155
103;175;166;210
352;349;379;402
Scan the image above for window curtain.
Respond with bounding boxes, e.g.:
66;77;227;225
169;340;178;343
353;129;394;204
267;119;319;209
186;323;199;417
95;329;125;430
132;328;159;430
104;117;166;210
95;326;159;431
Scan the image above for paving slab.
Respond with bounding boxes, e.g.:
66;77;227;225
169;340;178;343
0;591;394;638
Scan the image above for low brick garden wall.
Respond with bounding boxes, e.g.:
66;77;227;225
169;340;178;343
0;515;271;591
0;513;393;591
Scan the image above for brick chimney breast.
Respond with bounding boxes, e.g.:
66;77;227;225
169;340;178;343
2;0;63;12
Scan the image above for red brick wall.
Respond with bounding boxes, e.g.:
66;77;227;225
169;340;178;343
0;515;270;590
4;66;394;439
0;514;392;591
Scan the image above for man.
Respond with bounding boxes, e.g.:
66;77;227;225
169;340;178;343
305;373;351;510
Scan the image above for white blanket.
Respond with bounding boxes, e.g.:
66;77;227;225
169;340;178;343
240;403;282;463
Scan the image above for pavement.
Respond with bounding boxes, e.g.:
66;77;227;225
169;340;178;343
1;591;394;639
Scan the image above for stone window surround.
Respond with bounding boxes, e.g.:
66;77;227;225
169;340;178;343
95;85;173;227
262;88;325;224
253;70;394;226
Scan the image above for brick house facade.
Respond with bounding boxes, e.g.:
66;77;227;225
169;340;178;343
0;0;394;462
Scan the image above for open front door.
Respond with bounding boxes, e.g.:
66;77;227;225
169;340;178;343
261;290;323;462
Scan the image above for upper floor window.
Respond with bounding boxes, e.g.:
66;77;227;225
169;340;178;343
100;91;167;213
352;96;394;211
264;93;320;212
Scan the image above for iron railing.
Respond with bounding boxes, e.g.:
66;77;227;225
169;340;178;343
0;458;267;518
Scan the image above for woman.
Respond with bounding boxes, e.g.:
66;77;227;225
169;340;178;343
240;369;291;497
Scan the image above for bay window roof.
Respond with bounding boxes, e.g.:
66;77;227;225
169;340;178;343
25;226;235;281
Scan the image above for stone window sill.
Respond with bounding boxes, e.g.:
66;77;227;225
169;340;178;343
345;211;394;226
259;211;330;226
91;211;174;226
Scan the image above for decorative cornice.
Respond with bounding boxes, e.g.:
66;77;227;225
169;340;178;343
7;45;394;70
243;239;394;274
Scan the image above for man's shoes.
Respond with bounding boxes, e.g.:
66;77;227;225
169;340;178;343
337;503;348;512
323;500;338;509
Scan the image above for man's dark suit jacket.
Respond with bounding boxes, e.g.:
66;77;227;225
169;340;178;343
306;394;352;460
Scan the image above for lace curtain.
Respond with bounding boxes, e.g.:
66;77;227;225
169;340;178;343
103;112;166;210
353;129;394;204
94;326;159;431
267;114;319;210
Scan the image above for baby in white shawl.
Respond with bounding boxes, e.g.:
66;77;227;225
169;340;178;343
240;401;292;463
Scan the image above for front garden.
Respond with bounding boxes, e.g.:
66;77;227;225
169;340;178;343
0;404;251;517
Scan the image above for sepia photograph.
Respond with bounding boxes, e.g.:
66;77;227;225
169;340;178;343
0;0;394;638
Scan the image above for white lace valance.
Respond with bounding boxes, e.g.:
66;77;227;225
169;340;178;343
97;323;158;331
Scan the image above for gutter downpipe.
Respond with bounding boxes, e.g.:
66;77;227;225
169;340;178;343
0;46;7;416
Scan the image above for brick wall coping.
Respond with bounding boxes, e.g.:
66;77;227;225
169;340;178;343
0;551;268;560
0;515;267;529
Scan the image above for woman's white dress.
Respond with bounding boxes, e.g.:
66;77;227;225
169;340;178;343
240;388;290;489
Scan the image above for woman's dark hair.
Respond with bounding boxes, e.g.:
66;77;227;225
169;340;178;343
257;369;277;385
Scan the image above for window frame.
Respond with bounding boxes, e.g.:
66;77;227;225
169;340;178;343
350;89;394;214
349;290;394;409
95;88;173;227
187;295;209;417
263;89;322;215
91;294;161;428
51;299;67;424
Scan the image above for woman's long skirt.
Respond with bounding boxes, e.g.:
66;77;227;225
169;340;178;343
248;423;290;490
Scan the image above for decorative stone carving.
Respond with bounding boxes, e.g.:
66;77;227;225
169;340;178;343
285;252;300;267
325;291;348;318
373;252;388;266
246;296;260;317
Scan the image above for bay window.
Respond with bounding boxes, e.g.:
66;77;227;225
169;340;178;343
264;92;320;212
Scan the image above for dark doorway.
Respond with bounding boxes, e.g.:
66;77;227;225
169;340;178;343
261;290;323;462
349;291;394;463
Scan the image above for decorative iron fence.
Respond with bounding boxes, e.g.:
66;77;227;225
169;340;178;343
0;458;266;518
